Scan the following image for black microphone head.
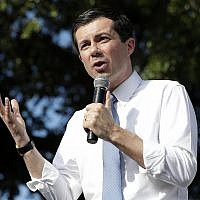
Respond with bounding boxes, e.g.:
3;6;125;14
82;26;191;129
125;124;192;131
93;76;109;89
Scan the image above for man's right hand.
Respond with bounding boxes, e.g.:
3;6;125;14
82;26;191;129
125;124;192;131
0;95;30;147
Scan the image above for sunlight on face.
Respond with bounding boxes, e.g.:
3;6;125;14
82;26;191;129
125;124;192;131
75;17;134;91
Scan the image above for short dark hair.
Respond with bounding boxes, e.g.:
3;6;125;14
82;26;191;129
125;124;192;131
72;6;135;54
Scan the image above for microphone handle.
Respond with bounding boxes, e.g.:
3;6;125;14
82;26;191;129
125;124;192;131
87;129;99;144
87;87;107;144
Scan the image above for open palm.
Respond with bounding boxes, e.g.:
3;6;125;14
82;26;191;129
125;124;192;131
0;96;28;144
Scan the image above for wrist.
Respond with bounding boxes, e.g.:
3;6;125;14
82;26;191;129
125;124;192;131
109;123;122;144
15;134;30;148
16;140;35;156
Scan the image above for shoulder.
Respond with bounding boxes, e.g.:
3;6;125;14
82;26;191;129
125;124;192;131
135;79;188;100
140;79;185;93
142;79;181;88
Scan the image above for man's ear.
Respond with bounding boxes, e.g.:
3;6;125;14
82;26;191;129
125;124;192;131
126;38;135;56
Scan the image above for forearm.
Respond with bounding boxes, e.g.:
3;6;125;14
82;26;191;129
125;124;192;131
22;145;45;179
110;124;145;168
14;132;45;179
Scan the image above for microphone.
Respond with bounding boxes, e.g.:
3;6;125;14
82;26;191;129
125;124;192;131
86;76;110;144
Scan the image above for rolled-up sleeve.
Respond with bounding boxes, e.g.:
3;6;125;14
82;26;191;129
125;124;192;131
144;141;197;187
26;160;78;200
27;160;59;192
26;150;82;200
143;84;197;188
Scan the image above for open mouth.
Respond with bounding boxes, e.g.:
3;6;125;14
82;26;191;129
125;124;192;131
93;61;108;73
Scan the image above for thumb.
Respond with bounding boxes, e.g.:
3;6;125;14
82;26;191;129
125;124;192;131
11;99;21;115
105;90;111;112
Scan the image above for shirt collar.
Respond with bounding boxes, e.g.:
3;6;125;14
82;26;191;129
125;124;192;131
112;70;142;102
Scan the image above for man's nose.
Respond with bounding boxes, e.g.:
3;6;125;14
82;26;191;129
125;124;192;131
90;43;102;57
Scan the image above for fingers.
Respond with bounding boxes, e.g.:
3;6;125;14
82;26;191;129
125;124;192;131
0;97;19;119
0;95;5;117
105;90;111;111
11;99;20;115
5;97;12;122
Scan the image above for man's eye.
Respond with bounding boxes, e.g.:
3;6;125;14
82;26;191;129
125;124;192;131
100;36;110;42
80;43;89;50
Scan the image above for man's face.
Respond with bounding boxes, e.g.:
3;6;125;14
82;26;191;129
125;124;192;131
75;17;134;90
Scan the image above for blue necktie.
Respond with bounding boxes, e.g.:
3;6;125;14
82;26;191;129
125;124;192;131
102;94;123;200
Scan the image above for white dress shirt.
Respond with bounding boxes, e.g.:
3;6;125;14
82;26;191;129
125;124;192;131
27;71;197;200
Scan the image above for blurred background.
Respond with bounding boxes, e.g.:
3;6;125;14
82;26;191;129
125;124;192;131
0;0;199;199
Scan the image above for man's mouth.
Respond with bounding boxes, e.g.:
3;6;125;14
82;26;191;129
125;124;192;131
93;61;108;73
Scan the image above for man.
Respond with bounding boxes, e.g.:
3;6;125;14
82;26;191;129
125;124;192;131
0;7;197;200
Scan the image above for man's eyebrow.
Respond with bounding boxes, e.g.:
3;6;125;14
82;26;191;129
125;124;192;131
95;32;111;37
78;39;89;47
78;32;111;45
93;32;112;40
79;39;88;44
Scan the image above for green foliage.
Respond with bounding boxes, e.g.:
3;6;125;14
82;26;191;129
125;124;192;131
0;0;199;199
142;55;171;79
21;19;41;39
